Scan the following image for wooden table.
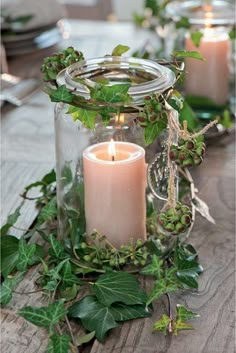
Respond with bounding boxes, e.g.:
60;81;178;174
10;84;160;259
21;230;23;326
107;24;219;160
1;19;235;353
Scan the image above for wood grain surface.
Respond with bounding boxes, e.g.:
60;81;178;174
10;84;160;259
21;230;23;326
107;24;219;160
1;20;235;353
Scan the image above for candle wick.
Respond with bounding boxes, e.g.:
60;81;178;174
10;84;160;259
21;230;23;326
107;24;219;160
112;155;115;162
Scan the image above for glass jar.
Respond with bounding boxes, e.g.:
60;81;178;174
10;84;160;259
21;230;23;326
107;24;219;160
54;56;177;249
166;0;235;118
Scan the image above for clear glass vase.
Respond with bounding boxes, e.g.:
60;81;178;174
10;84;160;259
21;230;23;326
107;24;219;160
54;56;177;249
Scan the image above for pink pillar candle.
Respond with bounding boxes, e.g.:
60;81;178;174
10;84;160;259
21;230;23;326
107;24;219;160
185;28;230;105
83;141;146;247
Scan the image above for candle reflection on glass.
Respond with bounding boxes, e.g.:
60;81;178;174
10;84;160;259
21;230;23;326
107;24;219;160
185;11;230;105
83;140;146;247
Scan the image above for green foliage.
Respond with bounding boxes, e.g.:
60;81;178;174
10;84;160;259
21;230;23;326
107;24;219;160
90;83;131;104
68;106;96;129
112;44;130;56
41;47;84;82
173;241;203;289
18;300;67;332
93;271;147;306
45;85;74;104
153;304;199;335
0;272;25;306
229;26;236;40
1;202;23;236
144;119;167;145
176;16;191;29
69;295;118;342
190;31;203;47
153;314;171;334
0;235;19;277
17;238;37;271
77;331;95;346
140;254;164;279
46;334;71;353
146;274;179;305
69;294;150;342
38;197;57;224
221;110;233;128
176;304;199;321
48;234;68;260
174;50;204;61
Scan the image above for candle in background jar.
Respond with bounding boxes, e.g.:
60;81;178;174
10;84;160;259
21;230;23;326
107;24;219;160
185;12;230;105
83;140;146;247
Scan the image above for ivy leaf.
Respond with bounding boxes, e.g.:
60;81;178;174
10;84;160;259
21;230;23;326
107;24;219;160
77;331;95;346
140;255;164;279
17;238;37;271
0;273;25;306
60;283;78;302
147;278;179;305
47;334;71;353
112;44;130;56
173;319;193;335
18;299;67;331
93;271;147;306
144;120;166;145
176;272;198;288
90;83;131;104
176;16;191;29
1;202;23;236
110;303;151;321
43;280;58;292
61;261;81;288
69;295;118;342
45;85;74;104
0;235;19;277
174;51;204;61
220;109;233;129
176;304;199;321
153;314;171;335
38;197;57;224
41;169;56;184
68;106;96;129
179;100;200;131
190;31;203;47
48;234;67;260
229;26;236;40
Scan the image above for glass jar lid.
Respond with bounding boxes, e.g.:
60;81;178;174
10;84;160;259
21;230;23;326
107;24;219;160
56;56;176;105
165;0;235;26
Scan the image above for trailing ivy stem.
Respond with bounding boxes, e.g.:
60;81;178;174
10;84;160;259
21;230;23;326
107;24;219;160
72;247;81;262
165;292;173;333
56;325;78;353
65;315;76;347
13;289;44;295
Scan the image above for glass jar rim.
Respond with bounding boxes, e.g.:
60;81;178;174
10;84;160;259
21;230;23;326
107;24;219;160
56;56;176;105
166;0;235;26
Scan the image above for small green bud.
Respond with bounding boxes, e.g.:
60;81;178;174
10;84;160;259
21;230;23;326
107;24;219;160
166;208;176;217
83;255;91;262
185;140;195;150
165;223;175;232
182;158;193;167
171;214;180;223
80;242;87;249
181;214;191;225
175;222;185;233
193;155;203;166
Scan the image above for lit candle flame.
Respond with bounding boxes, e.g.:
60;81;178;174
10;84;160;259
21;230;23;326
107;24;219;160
204;7;213;29
108;139;116;161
